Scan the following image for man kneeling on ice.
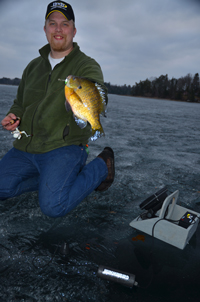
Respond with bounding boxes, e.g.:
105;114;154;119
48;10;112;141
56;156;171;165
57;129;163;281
0;1;114;218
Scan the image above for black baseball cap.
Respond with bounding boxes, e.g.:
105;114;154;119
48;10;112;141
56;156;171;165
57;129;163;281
45;1;75;22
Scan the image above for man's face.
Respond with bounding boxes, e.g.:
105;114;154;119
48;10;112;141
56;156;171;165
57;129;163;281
44;11;76;56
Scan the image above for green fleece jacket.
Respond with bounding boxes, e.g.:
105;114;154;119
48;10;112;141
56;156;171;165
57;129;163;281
8;42;107;154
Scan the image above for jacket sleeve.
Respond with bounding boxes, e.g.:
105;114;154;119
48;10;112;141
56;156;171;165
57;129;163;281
75;57;108;104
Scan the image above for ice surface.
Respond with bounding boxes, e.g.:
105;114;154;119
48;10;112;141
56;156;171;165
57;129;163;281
0;85;200;301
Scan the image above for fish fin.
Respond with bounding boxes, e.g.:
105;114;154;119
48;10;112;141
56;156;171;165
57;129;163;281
90;125;105;141
74;115;87;129
65;101;72;112
95;83;107;117
100;107;107;117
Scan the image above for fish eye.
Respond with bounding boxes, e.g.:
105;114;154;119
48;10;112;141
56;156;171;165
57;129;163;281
78;85;82;89
72;76;76;80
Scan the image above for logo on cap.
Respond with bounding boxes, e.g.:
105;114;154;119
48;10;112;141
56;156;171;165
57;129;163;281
51;2;67;10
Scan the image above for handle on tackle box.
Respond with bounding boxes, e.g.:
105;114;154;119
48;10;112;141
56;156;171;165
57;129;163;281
159;190;179;219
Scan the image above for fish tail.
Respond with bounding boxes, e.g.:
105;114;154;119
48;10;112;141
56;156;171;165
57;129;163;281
90;125;105;141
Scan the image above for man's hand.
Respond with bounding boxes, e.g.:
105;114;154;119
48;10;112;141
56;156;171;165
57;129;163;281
1;113;20;131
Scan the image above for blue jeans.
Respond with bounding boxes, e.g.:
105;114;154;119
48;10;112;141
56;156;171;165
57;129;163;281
0;146;108;217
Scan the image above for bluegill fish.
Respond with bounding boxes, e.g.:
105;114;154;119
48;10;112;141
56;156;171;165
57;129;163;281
64;75;107;141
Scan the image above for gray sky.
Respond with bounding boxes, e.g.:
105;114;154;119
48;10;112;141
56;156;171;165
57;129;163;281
0;0;200;86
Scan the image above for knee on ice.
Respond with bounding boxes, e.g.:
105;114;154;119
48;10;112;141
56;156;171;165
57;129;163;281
39;203;67;218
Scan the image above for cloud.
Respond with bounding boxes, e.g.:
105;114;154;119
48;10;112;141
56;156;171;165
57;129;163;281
0;0;199;86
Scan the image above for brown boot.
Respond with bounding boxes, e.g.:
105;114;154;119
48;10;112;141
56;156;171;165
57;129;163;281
95;147;115;192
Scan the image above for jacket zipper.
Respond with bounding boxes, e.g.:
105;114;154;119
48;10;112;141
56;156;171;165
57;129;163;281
47;72;52;89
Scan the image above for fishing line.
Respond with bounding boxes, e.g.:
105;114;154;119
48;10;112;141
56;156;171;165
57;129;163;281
31;240;99;274
32;242;61;269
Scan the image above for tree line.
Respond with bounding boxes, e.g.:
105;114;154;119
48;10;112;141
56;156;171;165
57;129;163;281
0;77;21;86
105;73;200;102
1;73;200;102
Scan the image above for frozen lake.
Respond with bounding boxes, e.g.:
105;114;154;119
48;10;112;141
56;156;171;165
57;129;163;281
0;85;200;302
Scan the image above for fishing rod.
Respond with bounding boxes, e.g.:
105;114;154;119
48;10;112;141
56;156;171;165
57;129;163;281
0;117;31;139
0;117;20;129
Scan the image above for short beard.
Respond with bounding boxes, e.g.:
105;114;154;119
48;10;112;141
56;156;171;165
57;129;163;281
49;36;67;52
